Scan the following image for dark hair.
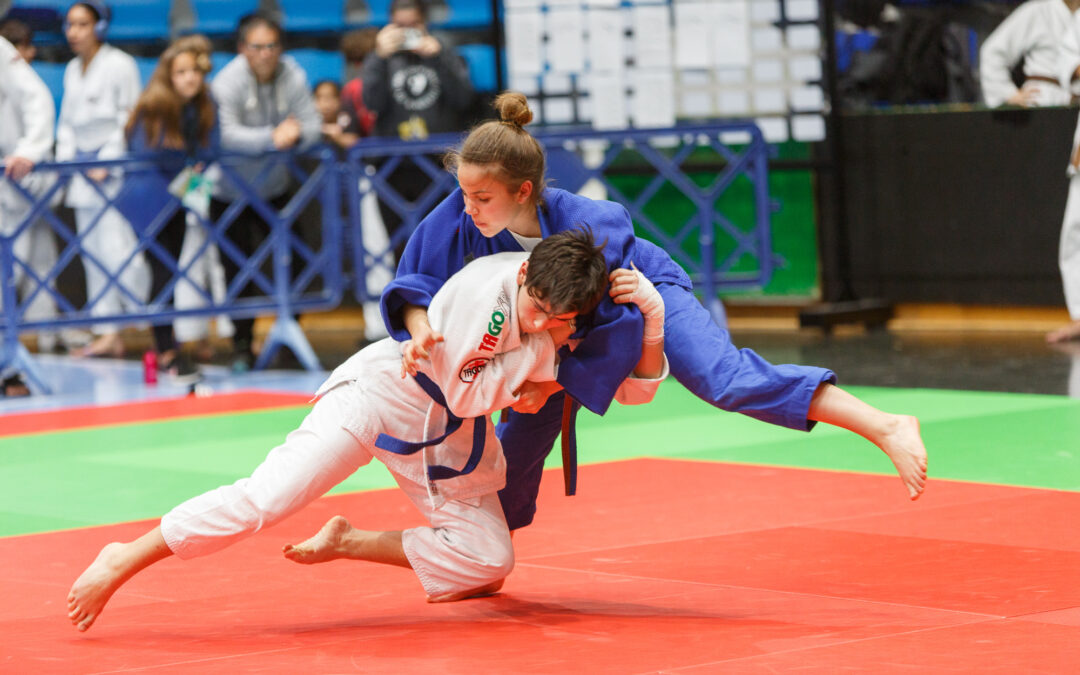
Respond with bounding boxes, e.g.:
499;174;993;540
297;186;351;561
390;0;428;21
236;11;282;45
445;91;546;205
524;228;608;317
314;79;341;94
340;27;377;64
0;18;33;48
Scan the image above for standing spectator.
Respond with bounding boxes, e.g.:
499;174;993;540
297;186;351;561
0;21;63;356
208;12;321;371
362;0;473;141
361;0;473;334
340;28;377;139
980;0;1080;108
0;34;54;396
340;27;389;345
125;34;223;382
56;0;150;358
1047;8;1080;342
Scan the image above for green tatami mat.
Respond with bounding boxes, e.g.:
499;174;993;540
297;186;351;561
2;384;1078;538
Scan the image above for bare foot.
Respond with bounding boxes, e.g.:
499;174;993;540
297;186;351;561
67;542;131;632
879;415;928;501
1047;320;1080;344
427;578;505;603
283;515;361;564
73;333;125;359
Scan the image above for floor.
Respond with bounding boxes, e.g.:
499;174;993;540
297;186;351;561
1;311;1078;672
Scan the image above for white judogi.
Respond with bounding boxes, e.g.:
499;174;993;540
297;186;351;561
1055;11;1080;319
981;0;1076;107
160;253;582;598
0;37;58;325
55;43;149;332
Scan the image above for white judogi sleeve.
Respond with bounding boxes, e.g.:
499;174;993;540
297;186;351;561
0;37;54;164
423;252;558;420
613;354;670;406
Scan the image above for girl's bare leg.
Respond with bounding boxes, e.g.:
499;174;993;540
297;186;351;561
67;527;173;632
808;383;928;500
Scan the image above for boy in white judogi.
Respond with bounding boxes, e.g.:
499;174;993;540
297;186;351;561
980;0;1080;107
67;229;669;631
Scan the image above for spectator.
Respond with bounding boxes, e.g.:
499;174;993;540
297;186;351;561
0;34;54;396
313;80;360;149
56;0;150;358
208;12;321;371
339;28;376;139
0;21;65;357
362;0;473;141
1046;6;1080;342
361;0;473;318
125;34;224;383
979;0;1080;108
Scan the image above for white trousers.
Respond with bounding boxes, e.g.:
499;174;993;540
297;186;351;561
172;210;233;343
159;384;514;598
74;204;150;334
1063;174;1080;320
0;203;58;322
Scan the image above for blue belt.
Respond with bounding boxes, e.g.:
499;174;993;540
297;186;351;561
374;372;487;482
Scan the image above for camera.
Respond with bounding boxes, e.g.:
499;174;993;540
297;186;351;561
401;28;423;50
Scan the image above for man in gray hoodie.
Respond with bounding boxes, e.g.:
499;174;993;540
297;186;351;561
209;12;321;370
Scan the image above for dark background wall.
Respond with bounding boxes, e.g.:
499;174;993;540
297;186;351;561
834;106;1076;306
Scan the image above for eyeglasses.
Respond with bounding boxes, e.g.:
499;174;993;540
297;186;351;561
245;41;280;53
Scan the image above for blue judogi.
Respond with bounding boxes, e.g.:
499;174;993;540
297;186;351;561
383;187;835;529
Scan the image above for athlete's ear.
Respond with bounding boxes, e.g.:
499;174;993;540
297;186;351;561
517;260;529;285
515;179;533;204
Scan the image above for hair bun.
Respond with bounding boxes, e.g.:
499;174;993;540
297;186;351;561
494;91;533;128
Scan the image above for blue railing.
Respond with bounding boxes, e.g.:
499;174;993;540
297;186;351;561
2;122;774;394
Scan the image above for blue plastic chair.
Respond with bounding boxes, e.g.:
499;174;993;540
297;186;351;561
287;49;345;86
437;0;491;30
135;55;159;86
280;0;346;33
457;43;497;92
106;0;172;42
190;0;258;36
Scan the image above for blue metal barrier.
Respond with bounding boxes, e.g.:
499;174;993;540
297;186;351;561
3;123;772;395
0;146;344;393
343;122;776;325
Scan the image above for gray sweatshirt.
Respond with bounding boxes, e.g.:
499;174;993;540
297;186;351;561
209;53;322;202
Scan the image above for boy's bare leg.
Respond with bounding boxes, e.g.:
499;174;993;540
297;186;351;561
67;527;173;632
807;383;929;500
283;515;410;568
283;516;507;602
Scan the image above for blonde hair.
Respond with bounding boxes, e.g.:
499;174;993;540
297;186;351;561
446;91;546;203
126;35;215;149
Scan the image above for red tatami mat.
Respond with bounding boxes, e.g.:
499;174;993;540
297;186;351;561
3;459;1078;673
0;391;311;437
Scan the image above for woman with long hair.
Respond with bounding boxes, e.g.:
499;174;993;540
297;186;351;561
125;34;224;380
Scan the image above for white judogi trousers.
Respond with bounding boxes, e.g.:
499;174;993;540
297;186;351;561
159;382;514;598
1061;173;1080;320
73;201;150;334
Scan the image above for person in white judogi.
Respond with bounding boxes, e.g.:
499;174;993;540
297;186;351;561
1046;3;1080;341
0;36;59;343
67;229;669;632
980;0;1080;107
55;1;149;357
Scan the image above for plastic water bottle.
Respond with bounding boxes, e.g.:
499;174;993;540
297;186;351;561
143;350;158;385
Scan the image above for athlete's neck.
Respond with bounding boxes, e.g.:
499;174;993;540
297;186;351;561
506;202;541;238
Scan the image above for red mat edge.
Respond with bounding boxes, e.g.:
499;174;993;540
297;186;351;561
0;390;312;438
